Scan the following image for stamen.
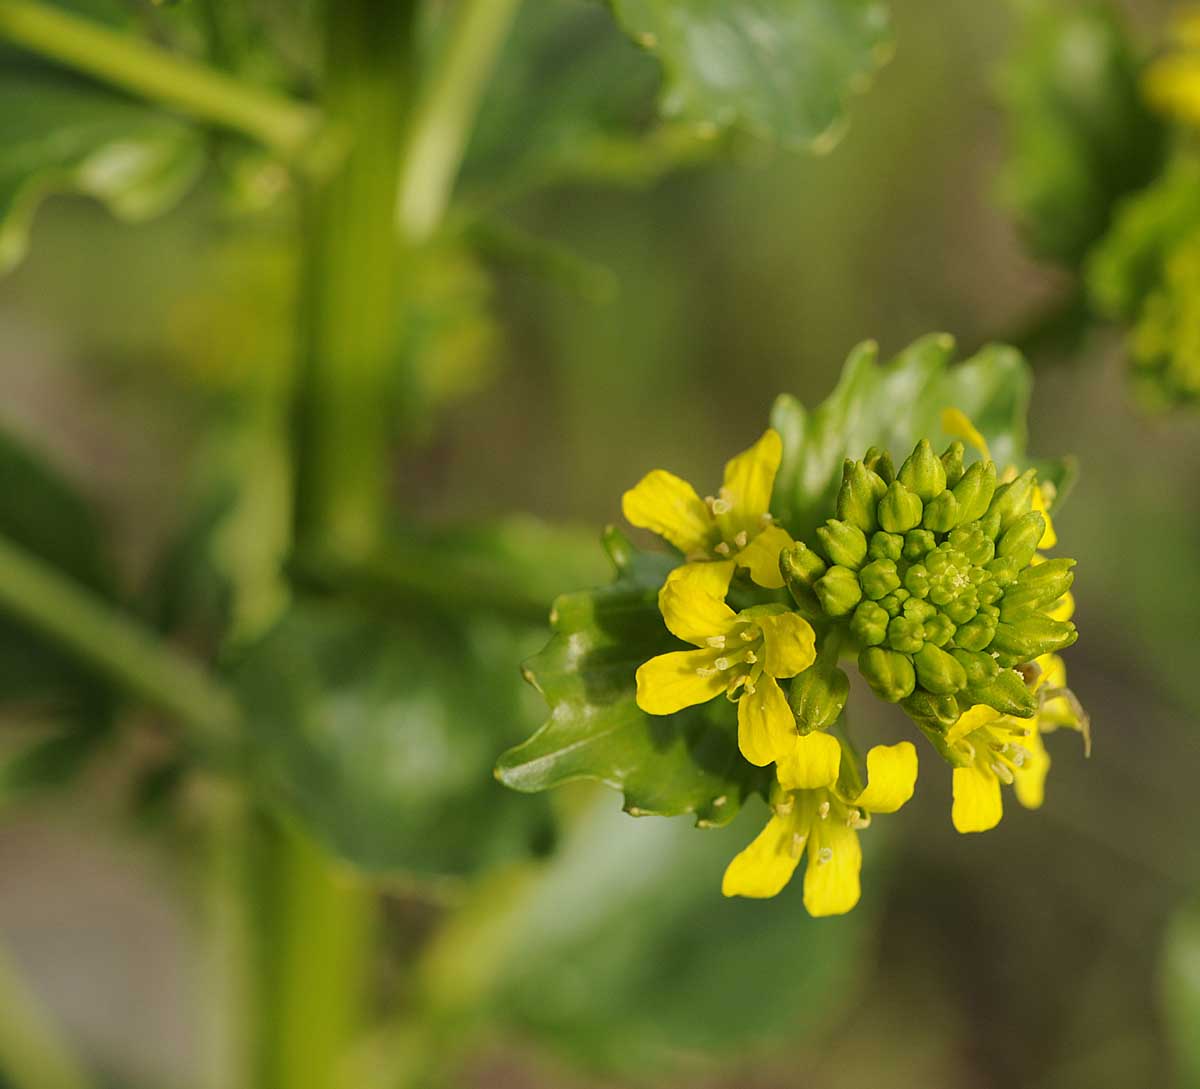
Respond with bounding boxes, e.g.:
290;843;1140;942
714;657;730;671
740;626;760;642
990;762;1015;785
696;666;718;678
734;531;748;549
711;497;732;516
760;512;774;525
744;682;757;695
706;635;726;649
744;651;758;664
818;800;830;820
790;833;806;858
714;541;731;556
818;847;834;864
775;796;795;816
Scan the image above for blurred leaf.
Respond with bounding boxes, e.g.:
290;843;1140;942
0;70;204;272
233;602;556;876
608;0;893;151
771;333;1058;541
426;798;870;1075
1162;898;1200;1088
0;424;116;711
496;529;763;827
998;0;1164;265
1088;159;1200;406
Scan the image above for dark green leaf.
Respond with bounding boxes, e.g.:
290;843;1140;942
608;0;893;151
496;529;764;827
233;602;556;876
1162;897;1200;1088
770;333;1064;542
0;70;204;272
434;798;871;1074
998;1;1164;265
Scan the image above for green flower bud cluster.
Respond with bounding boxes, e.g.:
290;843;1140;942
781;439;1077;728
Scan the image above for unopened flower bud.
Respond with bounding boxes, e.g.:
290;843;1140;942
951;460;997;524
878;481;923;533
904;563;930;598
951;648;999;686
789;661;850;733
923;613;955;647
903;529;936;561
850;600;889;646
964;668;1038;718
953;612;997;651
941;441;965;487
816;518;868;569
859;558;901;600
997;510;1046;569
986;468;1037;532
863;446;895;483
922;490;960;533
902;689;963;731
887;616;925;654
914;642;968;694
999;558;1076;620
814;565;863;617
990;616;1078;665
781;543;827;617
859;647;917;702
837;460;888;533
869;531;904;562
898;439;947;501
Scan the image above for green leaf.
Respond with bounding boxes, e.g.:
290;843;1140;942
496;529;764;827
1162;898;1200;1088
428;797;871;1075
232;602;557;877
608;0;893;151
770;333;1064;542
997;0;1164;265
0;70;204;272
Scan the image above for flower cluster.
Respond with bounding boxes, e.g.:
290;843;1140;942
625;417;1086;916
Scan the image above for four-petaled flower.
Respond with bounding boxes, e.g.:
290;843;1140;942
623;429;796;589
635;562;820;768
723;742;919;916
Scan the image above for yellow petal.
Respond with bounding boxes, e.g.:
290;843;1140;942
716;429;782;540
941;407;991;461
776;729;841;790
622;469;712;555
1031;484;1058;549
945;703;1001;745
852;741;919;814
722;811;803;898
737;675;796;767
803;816;862;917
636;649;725;715
657;562;736;645
734;523;794;589
952;764;1004;833
756;610;817;678
1047;590;1074;622
1013;729;1051;810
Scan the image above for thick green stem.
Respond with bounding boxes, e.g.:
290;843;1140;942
0;533;239;754
294;0;418;555
0;0;325;163
397;0;523;241
0;937;94;1089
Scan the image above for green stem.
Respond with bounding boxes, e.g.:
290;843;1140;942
0;533;239;754
0;0;325;163
0;936;94;1089
396;0;523;241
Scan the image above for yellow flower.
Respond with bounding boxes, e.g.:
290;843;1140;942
722;742;919;916
622;429;795;589
1144;11;1200;128
635;562;818;768
947;648;1088;834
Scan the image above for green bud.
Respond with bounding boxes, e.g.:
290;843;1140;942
922;490;960;533
869;531;903;562
913;643;968;694
941;441;965;487
996;510;1046;569
965;669;1037;718
898;439;947;501
850;600;889;646
986;555;1021;587
923;613;955;647
903;529;936;561
902;598;936;623
1000;559;1075;620
942;593;980;625
780;543;827;617
877;481;923;533
789;663;850;734
948;522;994;566
904;563;930;598
986;468;1037;533
878;592;905;617
837;461;888;533
863;446;895;483
902;690;963;731
887;616;925;654
859;647;917;702
951;460;997;524
951;648;999;686
814;565;863;617
816;519;869;569
953;612;997;651
990;617;1078;665
859;558;901;600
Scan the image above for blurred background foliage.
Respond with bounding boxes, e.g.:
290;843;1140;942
0;0;1198;1087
